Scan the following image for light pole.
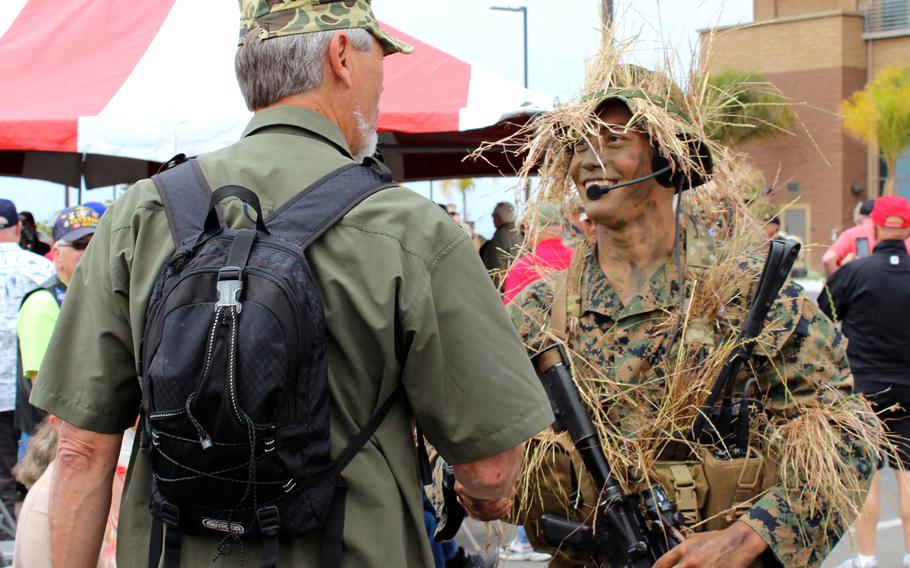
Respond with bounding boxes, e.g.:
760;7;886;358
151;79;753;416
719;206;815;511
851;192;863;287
490;6;528;89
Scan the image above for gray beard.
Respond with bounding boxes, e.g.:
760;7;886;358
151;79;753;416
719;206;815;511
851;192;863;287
352;108;378;163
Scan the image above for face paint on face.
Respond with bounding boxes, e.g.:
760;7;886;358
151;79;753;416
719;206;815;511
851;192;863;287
568;101;660;228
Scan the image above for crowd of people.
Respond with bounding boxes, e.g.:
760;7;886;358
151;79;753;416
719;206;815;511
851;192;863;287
0;2;908;568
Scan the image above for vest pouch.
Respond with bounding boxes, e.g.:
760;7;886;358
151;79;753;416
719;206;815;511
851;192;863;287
522;433;597;568
651;459;708;528
698;447;769;532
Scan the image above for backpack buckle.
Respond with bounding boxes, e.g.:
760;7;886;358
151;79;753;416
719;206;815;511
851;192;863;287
256;506;280;535
160;501;180;527
216;267;243;313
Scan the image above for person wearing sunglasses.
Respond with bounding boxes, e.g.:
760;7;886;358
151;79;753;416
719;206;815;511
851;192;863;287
16;205;100;440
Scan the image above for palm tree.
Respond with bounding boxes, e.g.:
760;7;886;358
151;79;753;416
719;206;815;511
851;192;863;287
704;69;795;147
840;66;910;194
440;178;476;222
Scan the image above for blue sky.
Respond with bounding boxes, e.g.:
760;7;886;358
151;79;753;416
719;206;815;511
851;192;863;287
0;0;753;238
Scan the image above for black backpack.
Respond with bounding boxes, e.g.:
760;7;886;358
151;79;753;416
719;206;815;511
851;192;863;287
15;275;65;435
140;158;399;568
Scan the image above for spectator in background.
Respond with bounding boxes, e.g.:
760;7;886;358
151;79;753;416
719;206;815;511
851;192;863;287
445;203;462;225
465;221;486;253
822;198;910;275
480;202;522;278
16;206;100;439
82;201;107;217
0;198;53;528
503;203;574;305
18;211;50;257
818;195;910;568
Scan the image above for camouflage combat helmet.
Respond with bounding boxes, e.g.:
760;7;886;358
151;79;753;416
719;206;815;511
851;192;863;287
239;0;413;55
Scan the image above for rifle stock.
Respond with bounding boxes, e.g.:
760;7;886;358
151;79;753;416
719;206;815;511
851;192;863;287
533;344;681;567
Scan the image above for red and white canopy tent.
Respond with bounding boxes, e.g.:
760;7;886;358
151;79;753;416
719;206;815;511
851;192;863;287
0;0;549;190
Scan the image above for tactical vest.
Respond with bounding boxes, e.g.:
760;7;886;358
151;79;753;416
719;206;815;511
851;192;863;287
16;275;66;435
523;225;780;567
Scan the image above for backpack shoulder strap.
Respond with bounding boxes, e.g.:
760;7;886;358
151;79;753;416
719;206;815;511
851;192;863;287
151;158;214;248
265;158;398;249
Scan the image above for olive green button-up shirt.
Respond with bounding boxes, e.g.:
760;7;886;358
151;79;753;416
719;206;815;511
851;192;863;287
32;106;554;567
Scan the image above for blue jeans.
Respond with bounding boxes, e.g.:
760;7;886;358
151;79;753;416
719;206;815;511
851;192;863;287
423;492;459;568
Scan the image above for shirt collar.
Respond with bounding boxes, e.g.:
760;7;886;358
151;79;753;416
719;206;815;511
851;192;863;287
241;106;353;159
580;247;682;321
874;239;907;254
0;242;21;251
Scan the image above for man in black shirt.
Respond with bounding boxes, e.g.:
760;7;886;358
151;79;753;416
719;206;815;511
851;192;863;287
819;195;910;568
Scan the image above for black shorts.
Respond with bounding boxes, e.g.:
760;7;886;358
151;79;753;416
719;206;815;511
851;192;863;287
856;379;910;470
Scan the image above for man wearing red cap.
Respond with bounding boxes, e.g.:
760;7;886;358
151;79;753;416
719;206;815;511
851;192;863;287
819;195;910;568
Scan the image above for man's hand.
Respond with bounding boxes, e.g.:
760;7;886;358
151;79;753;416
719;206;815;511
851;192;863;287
841;252;857;266
451;444;524;521
652;521;768;568
454;481;513;521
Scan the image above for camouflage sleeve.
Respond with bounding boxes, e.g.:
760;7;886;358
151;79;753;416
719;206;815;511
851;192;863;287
738;285;877;568
506;278;555;350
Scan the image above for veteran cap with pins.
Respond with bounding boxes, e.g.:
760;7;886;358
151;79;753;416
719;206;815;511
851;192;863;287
238;0;413;55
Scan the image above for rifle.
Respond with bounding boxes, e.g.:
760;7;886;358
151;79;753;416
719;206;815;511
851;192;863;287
689;238;801;457
533;343;683;568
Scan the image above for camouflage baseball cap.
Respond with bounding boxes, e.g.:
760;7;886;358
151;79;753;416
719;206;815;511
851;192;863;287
239;0;413;55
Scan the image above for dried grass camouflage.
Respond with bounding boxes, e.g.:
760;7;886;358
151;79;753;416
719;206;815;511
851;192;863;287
492;23;892;568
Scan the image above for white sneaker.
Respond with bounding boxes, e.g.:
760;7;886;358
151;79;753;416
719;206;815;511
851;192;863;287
833;556;877;568
497;539;552;562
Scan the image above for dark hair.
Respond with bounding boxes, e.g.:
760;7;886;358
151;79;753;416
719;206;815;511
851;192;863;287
860;199;876;216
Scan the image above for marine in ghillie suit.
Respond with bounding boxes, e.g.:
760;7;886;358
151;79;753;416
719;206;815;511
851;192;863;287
493;35;890;568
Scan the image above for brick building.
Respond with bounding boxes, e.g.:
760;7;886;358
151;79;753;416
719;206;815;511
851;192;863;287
702;0;910;272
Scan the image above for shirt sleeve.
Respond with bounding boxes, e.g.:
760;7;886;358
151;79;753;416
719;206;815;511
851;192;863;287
30;193;149;433
826;229;855;262
817;267;849;322
17;291;59;378
400;234;554;465
738;290;876;567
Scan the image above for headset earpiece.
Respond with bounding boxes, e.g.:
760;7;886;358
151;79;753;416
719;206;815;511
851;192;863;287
651;138;713;192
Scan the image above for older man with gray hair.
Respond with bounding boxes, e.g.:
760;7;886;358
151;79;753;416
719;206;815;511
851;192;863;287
481;202;523;279
30;2;553;567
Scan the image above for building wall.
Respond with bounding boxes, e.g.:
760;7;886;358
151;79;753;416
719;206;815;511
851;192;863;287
703;13;868;272
754;0;862;20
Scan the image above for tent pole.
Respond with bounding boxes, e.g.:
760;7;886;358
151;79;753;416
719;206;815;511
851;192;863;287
65;186;71;208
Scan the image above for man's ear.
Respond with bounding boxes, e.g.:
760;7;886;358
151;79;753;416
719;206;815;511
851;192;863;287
326;32;354;90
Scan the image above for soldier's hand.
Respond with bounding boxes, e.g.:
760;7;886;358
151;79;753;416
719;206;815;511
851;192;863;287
454;481;513;521
652;521;768;568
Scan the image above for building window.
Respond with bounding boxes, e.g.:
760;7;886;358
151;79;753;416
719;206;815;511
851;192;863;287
783;208;808;243
782;206;810;276
897;149;910;201
880;150;910;199
787;181;800;193
864;0;910;35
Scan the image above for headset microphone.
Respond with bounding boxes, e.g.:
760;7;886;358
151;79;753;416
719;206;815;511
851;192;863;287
585;164;674;201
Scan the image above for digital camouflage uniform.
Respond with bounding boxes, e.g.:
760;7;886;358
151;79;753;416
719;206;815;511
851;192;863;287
508;222;877;568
